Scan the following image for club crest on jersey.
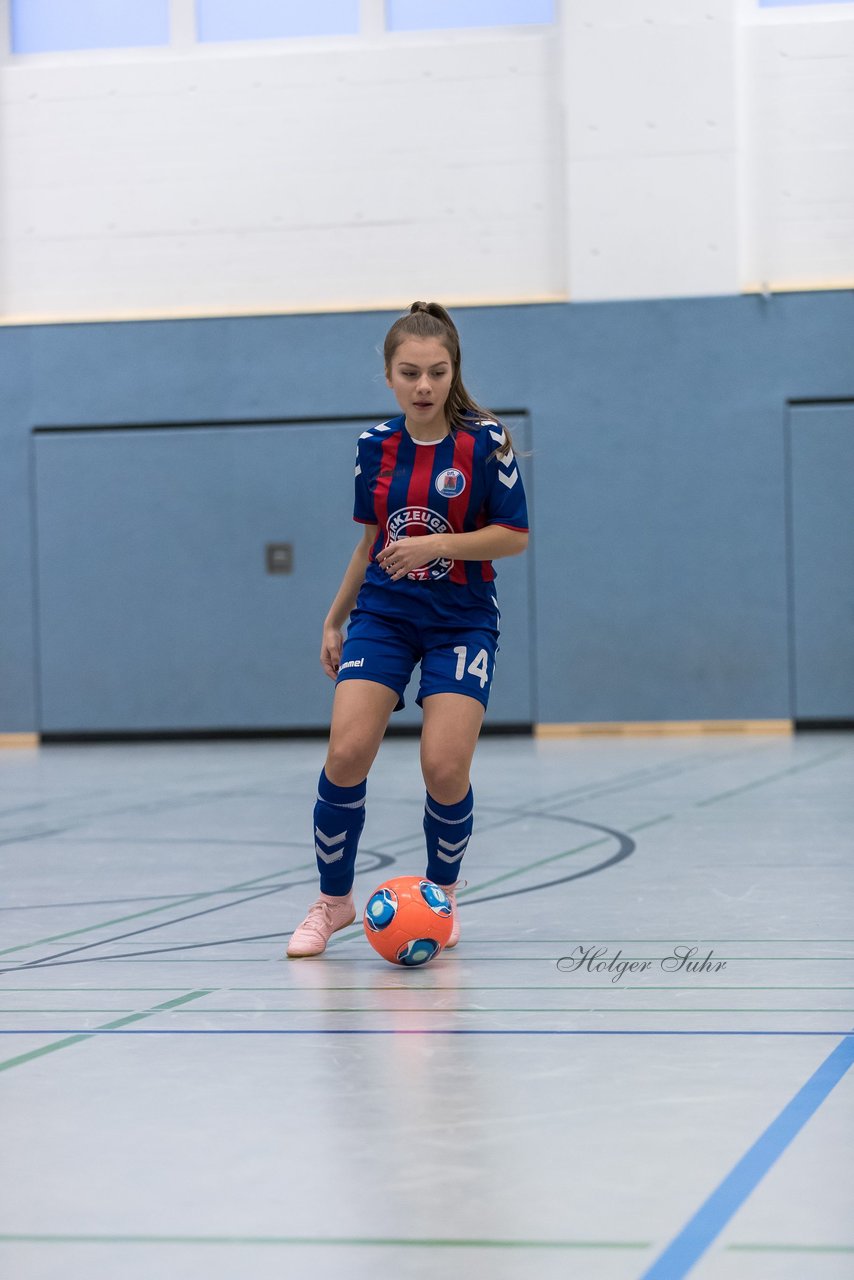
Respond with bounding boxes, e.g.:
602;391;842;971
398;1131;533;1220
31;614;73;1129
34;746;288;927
435;468;466;498
386;507;454;582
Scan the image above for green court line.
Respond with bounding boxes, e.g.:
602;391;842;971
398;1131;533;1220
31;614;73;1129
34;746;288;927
0;1233;650;1250
328;814;673;949
0;864;314;957
0;990;211;1074
695;747;850;807
1;758;688;960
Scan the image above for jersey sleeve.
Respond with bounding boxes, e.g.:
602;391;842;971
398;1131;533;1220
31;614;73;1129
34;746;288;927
353;437;375;525
482;426;529;531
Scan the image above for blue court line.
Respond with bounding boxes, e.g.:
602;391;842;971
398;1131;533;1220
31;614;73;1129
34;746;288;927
639;1031;854;1280
0;1029;849;1037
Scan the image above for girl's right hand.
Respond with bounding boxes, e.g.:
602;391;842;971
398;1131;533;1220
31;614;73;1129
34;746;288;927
320;624;344;680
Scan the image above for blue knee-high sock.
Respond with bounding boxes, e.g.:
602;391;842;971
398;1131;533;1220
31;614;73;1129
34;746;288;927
424;786;473;886
314;769;366;896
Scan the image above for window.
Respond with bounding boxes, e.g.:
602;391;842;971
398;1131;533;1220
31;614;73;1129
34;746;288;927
758;0;851;7
196;0;361;42
10;0;170;54
386;0;555;32
6;0;557;58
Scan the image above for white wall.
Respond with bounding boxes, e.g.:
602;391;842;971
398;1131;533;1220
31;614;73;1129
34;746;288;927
560;0;740;302
743;8;854;290
0;29;563;320
0;2;853;320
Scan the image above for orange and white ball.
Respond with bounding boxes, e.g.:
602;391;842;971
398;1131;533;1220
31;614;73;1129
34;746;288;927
363;876;453;966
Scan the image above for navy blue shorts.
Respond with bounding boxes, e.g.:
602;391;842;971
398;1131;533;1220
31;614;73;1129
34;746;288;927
336;607;499;711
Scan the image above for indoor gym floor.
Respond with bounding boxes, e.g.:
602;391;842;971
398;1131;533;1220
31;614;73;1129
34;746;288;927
0;730;852;1280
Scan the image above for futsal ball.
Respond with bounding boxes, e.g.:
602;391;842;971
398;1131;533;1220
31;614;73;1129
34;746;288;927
363;876;453;966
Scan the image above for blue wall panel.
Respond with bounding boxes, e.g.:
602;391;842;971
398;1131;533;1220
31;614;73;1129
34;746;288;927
0;329;38;732
33;423;367;732
33;418;533;732
526;297;795;721
788;403;854;719
2;291;854;732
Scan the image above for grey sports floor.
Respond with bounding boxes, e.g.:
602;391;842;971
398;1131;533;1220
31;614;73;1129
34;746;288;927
1;731;852;1280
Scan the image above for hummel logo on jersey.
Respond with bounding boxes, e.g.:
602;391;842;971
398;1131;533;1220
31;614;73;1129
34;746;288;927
491;427;520;490
339;658;365;672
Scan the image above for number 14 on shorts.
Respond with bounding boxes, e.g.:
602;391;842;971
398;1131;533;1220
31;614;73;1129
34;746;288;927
453;646;490;689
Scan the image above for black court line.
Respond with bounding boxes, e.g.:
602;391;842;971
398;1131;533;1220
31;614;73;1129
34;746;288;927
0;853;396;975
0;748;688;924
1;739;794;963
0;817;636;972
0;739;764;856
432;815;636;909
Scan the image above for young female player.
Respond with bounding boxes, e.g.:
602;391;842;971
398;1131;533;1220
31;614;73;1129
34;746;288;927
287;301;529;957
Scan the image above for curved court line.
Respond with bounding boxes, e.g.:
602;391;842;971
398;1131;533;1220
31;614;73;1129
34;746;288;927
361;745;754;864
638;1030;854;1280
0;816;643;970
328;813;654;953
459;814;637;908
2;741;804;971
0;745;753;937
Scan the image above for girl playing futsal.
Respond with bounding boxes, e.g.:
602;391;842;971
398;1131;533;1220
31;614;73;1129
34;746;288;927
287;301;529;957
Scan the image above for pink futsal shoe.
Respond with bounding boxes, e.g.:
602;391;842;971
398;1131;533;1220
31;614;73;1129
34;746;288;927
286;891;356;958
442;881;464;949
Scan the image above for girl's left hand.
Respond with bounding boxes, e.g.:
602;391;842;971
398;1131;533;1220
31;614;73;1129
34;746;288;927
377;535;439;582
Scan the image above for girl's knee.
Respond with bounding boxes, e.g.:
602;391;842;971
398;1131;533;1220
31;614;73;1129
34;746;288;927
325;739;373;787
421;755;470;806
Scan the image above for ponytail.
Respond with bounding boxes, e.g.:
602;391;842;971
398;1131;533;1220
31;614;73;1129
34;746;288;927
383;301;514;460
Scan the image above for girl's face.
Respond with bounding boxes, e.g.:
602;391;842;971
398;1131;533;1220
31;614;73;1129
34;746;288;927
386;337;454;438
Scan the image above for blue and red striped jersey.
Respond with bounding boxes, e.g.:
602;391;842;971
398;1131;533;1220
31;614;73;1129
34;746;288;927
353;413;528;619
